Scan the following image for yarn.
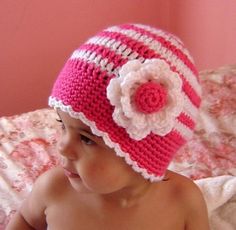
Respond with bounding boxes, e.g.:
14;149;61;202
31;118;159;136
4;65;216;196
134;82;167;114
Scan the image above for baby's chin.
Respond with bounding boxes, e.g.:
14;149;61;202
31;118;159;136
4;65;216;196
68;176;125;196
66;176;94;194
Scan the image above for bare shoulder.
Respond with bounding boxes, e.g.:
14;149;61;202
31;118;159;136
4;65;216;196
36;166;68;196
27;166;68;202
165;170;201;193
19;167;67;229
160;170;204;207
165;170;210;230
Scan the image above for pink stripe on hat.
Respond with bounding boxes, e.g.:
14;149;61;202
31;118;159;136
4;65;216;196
79;43;127;68
119;24;198;77
177;113;195;130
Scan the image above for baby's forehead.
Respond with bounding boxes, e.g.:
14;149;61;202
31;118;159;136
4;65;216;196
56;109;114;150
57;109;90;130
56;109;107;141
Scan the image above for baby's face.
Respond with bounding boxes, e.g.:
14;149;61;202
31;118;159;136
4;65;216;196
56;109;140;194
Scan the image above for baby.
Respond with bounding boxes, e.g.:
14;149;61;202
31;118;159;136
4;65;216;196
6;23;210;230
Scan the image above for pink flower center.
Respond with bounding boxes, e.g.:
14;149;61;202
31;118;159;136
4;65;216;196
134;82;167;114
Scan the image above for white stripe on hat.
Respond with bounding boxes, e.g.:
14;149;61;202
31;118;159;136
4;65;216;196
134;24;195;63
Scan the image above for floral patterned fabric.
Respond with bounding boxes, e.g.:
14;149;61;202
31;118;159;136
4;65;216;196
0;110;60;229
0;65;235;229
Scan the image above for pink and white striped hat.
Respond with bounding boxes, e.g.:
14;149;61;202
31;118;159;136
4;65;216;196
49;24;201;182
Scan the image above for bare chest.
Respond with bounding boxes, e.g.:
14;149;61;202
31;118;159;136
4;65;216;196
45;198;185;230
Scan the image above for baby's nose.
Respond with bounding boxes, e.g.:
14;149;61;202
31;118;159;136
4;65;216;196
57;135;78;160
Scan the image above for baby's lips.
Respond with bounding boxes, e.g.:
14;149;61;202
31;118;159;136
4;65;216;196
63;167;81;178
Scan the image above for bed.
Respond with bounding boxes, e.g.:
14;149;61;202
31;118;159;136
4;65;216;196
0;64;236;230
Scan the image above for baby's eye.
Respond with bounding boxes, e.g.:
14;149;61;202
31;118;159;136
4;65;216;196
56;119;65;130
80;134;95;145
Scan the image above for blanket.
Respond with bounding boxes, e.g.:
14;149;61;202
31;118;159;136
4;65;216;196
196;176;236;230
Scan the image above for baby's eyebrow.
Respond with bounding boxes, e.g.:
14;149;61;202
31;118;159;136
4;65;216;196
78;128;96;137
56;110;98;138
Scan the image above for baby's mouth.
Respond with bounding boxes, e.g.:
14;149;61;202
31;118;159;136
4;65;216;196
63;168;81;178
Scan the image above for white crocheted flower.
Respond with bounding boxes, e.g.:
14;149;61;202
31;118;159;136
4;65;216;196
107;59;184;140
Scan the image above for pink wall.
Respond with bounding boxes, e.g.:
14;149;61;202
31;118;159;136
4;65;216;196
1;0;236;116
169;0;236;71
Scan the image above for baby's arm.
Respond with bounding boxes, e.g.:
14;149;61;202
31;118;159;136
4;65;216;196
6;170;51;230
5;211;36;230
184;181;210;230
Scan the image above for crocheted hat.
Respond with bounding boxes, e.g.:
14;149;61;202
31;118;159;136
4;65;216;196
49;23;201;182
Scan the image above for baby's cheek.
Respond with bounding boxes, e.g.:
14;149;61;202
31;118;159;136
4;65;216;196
87;162;116;183
88;161;109;177
80;157;103;176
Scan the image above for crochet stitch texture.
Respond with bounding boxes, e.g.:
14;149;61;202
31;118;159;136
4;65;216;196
49;23;201;182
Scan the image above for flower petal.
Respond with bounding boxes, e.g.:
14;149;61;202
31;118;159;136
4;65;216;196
107;58;185;140
119;60;142;76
